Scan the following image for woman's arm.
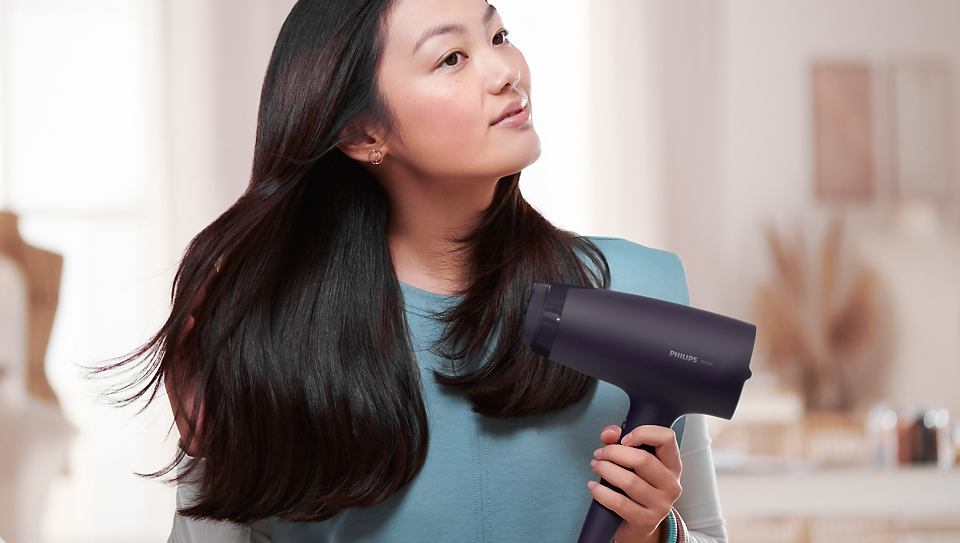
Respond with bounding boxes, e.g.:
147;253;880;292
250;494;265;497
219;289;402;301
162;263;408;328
673;414;728;543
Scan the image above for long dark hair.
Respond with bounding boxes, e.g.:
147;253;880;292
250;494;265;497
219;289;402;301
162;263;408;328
89;0;610;524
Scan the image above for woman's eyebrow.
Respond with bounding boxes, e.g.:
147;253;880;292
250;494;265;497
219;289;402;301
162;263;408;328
411;3;498;57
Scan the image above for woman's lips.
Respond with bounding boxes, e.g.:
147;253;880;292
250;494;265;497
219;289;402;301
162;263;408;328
491;99;531;128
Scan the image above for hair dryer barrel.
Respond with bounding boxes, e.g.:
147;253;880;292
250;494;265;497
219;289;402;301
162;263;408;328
521;282;755;420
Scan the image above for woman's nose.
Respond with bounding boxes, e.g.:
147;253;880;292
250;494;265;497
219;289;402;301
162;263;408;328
492;68;521;95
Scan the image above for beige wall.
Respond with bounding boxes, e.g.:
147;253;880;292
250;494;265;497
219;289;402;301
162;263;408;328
588;0;960;415
161;0;296;257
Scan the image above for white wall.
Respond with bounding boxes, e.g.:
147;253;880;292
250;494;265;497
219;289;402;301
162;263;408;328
604;0;960;416
587;0;960;415
721;0;960;415
721;0;960;308
501;0;596;237
162;0;297;256
585;0;731;311
586;1;668;249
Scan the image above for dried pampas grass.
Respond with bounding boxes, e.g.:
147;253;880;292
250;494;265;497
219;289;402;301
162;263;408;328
752;215;889;413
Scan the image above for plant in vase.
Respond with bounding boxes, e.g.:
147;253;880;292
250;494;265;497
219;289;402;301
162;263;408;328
751;215;890;415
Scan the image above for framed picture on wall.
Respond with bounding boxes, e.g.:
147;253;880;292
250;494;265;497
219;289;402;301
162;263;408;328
811;61;876;203
892;60;953;204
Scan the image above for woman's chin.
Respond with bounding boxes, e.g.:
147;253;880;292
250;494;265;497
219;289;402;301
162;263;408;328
516;139;542;169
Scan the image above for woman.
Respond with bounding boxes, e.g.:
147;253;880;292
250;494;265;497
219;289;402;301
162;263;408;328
97;0;729;541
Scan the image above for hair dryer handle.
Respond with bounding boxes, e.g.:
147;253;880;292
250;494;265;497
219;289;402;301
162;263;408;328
578;401;685;543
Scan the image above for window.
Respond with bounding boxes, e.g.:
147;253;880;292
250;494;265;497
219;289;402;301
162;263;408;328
1;1;176;541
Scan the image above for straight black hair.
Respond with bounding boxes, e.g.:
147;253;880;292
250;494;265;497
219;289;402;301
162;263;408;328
89;0;610;524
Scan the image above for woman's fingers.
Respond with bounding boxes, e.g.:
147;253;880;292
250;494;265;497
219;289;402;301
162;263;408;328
600;424;622;445
591;455;661;508
588;423;682;538
623;425;682;476
594;444;679;496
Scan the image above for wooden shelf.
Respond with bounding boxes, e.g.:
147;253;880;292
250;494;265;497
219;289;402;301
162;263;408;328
717;465;960;518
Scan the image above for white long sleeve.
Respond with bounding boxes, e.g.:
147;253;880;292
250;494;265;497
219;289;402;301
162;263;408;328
167;453;272;543
674;413;729;542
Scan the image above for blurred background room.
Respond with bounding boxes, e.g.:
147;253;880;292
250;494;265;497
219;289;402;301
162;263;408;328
0;0;958;542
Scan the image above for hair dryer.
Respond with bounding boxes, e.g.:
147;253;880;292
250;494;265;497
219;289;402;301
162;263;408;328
520;283;756;543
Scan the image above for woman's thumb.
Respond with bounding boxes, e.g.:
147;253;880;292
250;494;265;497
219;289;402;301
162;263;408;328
601;425;621;444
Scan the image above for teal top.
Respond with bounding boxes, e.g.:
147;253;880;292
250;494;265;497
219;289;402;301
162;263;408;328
168;236;729;543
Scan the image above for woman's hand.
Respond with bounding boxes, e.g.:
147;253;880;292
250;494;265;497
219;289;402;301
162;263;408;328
589;424;683;543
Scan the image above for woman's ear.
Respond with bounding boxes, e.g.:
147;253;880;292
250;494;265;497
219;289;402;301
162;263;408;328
335;121;389;164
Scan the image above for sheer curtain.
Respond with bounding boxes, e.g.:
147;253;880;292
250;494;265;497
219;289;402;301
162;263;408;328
0;0;290;541
0;1;178;541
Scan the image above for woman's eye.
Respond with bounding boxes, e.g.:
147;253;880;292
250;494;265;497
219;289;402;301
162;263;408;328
438;28;510;69
440;51;463;68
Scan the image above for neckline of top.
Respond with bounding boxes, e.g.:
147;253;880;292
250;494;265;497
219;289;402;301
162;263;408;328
397;235;618;313
399;280;462;314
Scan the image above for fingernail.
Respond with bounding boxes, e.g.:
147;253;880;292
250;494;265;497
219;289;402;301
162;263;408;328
587;481;598;490
593;448;602;459
590;459;597;467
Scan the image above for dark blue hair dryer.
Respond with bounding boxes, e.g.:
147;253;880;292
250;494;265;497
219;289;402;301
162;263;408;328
520;283;756;543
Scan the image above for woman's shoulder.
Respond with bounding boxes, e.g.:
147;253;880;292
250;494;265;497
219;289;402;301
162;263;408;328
582;235;680;260
579;235;689;305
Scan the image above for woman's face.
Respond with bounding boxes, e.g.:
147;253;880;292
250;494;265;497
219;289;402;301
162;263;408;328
376;0;540;181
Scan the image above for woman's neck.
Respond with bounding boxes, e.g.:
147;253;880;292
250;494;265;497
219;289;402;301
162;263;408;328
378;169;498;294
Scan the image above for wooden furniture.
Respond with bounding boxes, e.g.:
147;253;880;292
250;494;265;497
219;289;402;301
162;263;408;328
718;465;960;542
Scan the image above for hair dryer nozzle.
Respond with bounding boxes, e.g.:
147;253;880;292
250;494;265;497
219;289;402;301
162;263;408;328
521;283;587;358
